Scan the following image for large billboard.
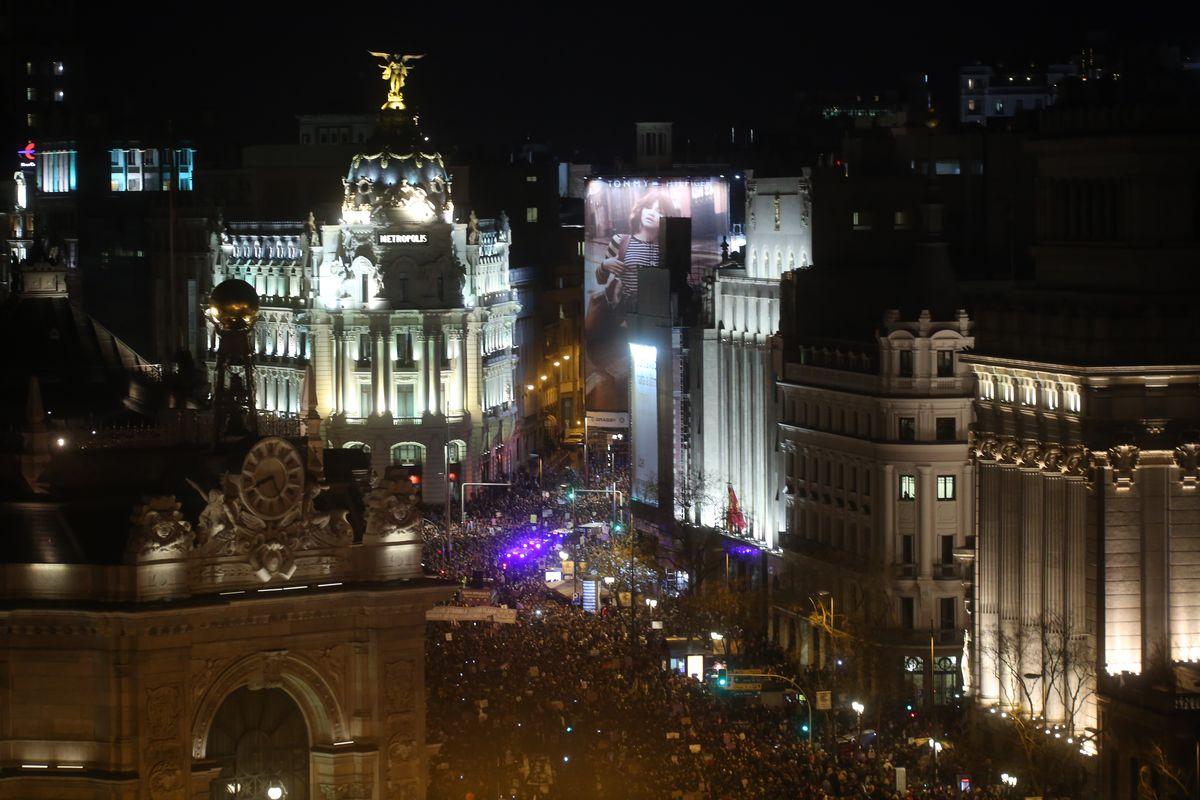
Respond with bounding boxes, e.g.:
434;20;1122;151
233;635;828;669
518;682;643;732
583;177;728;418
629;343;659;506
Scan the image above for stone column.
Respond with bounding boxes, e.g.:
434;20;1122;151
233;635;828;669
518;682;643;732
883;464;896;564
450;327;465;414
415;331;427;416
428;332;443;417
383;323;394;418
978;460;1001;704
1020;469;1044;716
373;331;385;417
341;331;353;416
332;332;342;414
918;464;935;580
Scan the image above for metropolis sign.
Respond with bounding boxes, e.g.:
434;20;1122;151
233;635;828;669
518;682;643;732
378;233;429;244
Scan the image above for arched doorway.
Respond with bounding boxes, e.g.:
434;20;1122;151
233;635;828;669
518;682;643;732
207;687;310;800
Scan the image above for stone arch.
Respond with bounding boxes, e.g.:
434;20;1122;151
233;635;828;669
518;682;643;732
191;651;348;759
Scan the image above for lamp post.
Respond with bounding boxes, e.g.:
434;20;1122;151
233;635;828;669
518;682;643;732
851;700;864;745
928;737;943;784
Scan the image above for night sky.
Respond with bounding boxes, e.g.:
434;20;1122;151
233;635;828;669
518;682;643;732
33;6;1200;159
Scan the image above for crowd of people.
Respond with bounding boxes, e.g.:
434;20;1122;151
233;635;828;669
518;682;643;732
419;462;1013;799
426;589;1010;799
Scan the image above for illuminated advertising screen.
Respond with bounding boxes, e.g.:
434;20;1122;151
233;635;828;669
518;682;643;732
583;177;728;417
630;343;658;506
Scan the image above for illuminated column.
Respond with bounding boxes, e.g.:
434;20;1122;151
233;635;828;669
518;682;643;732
331;333;342;414
414;331;427;416
999;464;1023;707
918;465;934;580
372;331;385;416
1020;469;1044;716
431;331;443;416
339;332;352;415
382;324;394;417
450;328;465;414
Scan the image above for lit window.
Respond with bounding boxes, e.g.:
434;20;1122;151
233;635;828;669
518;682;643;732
53;89;64;102
526;175;538;183
53;61;64;75
852;210;872;230
967;99;977;112
25;61;33;76
25;87;36;101
1045;385;1059;410
894;210;911;230
26;113;37;128
934;160;961;176
966;78;976;90
937;475;956;500
899;475;916;501
526;207;538;223
994;101;1005;114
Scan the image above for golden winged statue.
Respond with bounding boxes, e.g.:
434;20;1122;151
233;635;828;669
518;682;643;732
368;52;424;110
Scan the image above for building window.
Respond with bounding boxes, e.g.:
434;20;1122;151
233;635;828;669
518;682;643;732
979;377;995;401
1065;387;1081;413
937;350;954;377
940;597;956;629
935;417;956;441
53;61;64;75
526;206;538;223
899;417;916;442
902;535;915;566
994;101;1005;114
900;596;915;629
899;474;916;501
967;98;977;112
53;89;64;102
26;113;37;128
934;160;961;176
898;350;913;377
941;535;955;566
851;210;873;230
25;87;36;101
937;475;956;500
37;149;77;193
1000;382;1015;403
391;443;425;465
1045;384;1059;410
1022;384;1037;406
525;175;537;183
966;78;976;90
893;210;911;230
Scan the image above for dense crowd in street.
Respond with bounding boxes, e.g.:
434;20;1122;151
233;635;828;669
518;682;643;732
426;590;1009;799
421;461;1010;799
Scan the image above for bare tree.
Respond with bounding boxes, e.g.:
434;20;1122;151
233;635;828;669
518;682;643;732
981;611;1095;797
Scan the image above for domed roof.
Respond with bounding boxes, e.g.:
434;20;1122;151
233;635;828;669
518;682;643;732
207;279;259;332
342;114;451;224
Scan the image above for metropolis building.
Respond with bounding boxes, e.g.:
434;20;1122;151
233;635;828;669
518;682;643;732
207;70;519;503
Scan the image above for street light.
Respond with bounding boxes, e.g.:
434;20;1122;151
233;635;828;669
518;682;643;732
266;785;284;800
851;700;864;744
929;738;942;783
709;631;724;641
559;550;570;561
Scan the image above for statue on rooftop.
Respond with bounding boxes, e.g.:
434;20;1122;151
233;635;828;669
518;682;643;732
368;52;424;111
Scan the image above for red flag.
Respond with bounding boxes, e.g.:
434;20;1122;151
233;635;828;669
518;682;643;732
727;485;747;532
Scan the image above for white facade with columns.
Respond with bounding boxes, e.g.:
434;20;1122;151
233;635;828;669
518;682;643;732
208;213;519;504
692;176;812;548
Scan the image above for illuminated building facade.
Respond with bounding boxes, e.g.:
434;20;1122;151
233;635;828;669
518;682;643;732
0;260;451;800
963;109;1200;795
691;176;811;548
773;281;975;708
208;70;520;502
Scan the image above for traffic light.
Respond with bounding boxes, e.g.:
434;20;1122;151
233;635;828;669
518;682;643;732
567;489;575;501
716;668;729;688
613;521;624;533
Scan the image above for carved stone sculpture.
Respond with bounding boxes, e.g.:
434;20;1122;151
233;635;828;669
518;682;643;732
1175;441;1200;485
364;478;421;542
1108;444;1140;486
126;496;194;562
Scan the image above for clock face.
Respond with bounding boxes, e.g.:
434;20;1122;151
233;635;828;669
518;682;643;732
240;437;305;519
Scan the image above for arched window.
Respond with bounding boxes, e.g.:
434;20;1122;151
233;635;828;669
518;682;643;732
391;442;426;466
447;439;467;463
207;687;309;800
342;441;371;454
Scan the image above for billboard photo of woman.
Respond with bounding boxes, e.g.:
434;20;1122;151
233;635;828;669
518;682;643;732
583;183;680;413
